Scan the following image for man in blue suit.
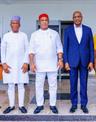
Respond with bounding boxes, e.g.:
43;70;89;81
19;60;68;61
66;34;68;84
63;11;94;113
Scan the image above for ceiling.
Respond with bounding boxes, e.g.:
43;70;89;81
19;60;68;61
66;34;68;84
0;0;59;4
0;0;93;4
0;0;32;4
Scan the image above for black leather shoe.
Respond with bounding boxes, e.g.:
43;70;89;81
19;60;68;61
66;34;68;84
81;105;89;113
3;106;15;114
19;106;27;113
50;106;58;114
34;106;44;114
70;105;77;113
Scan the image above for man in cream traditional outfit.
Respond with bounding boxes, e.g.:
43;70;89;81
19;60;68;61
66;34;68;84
29;13;63;114
1;16;29;114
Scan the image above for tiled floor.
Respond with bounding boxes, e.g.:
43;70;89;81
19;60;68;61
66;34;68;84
0;75;96;121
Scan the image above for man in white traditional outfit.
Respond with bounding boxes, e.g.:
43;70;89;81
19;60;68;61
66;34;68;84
29;13;63;114
1;16;29;114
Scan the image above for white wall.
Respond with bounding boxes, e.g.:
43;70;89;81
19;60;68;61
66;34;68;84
0;0;96;39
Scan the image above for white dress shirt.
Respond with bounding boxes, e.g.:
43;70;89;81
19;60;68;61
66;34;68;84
74;24;82;44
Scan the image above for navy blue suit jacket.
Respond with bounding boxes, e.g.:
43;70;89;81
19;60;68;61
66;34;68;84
63;25;94;67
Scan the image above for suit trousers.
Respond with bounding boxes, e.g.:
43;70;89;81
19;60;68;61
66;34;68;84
69;63;88;106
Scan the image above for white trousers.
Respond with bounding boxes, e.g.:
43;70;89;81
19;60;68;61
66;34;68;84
8;83;25;107
36;72;57;106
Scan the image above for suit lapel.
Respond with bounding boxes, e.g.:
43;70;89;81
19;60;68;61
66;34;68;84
80;25;85;45
71;25;79;44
